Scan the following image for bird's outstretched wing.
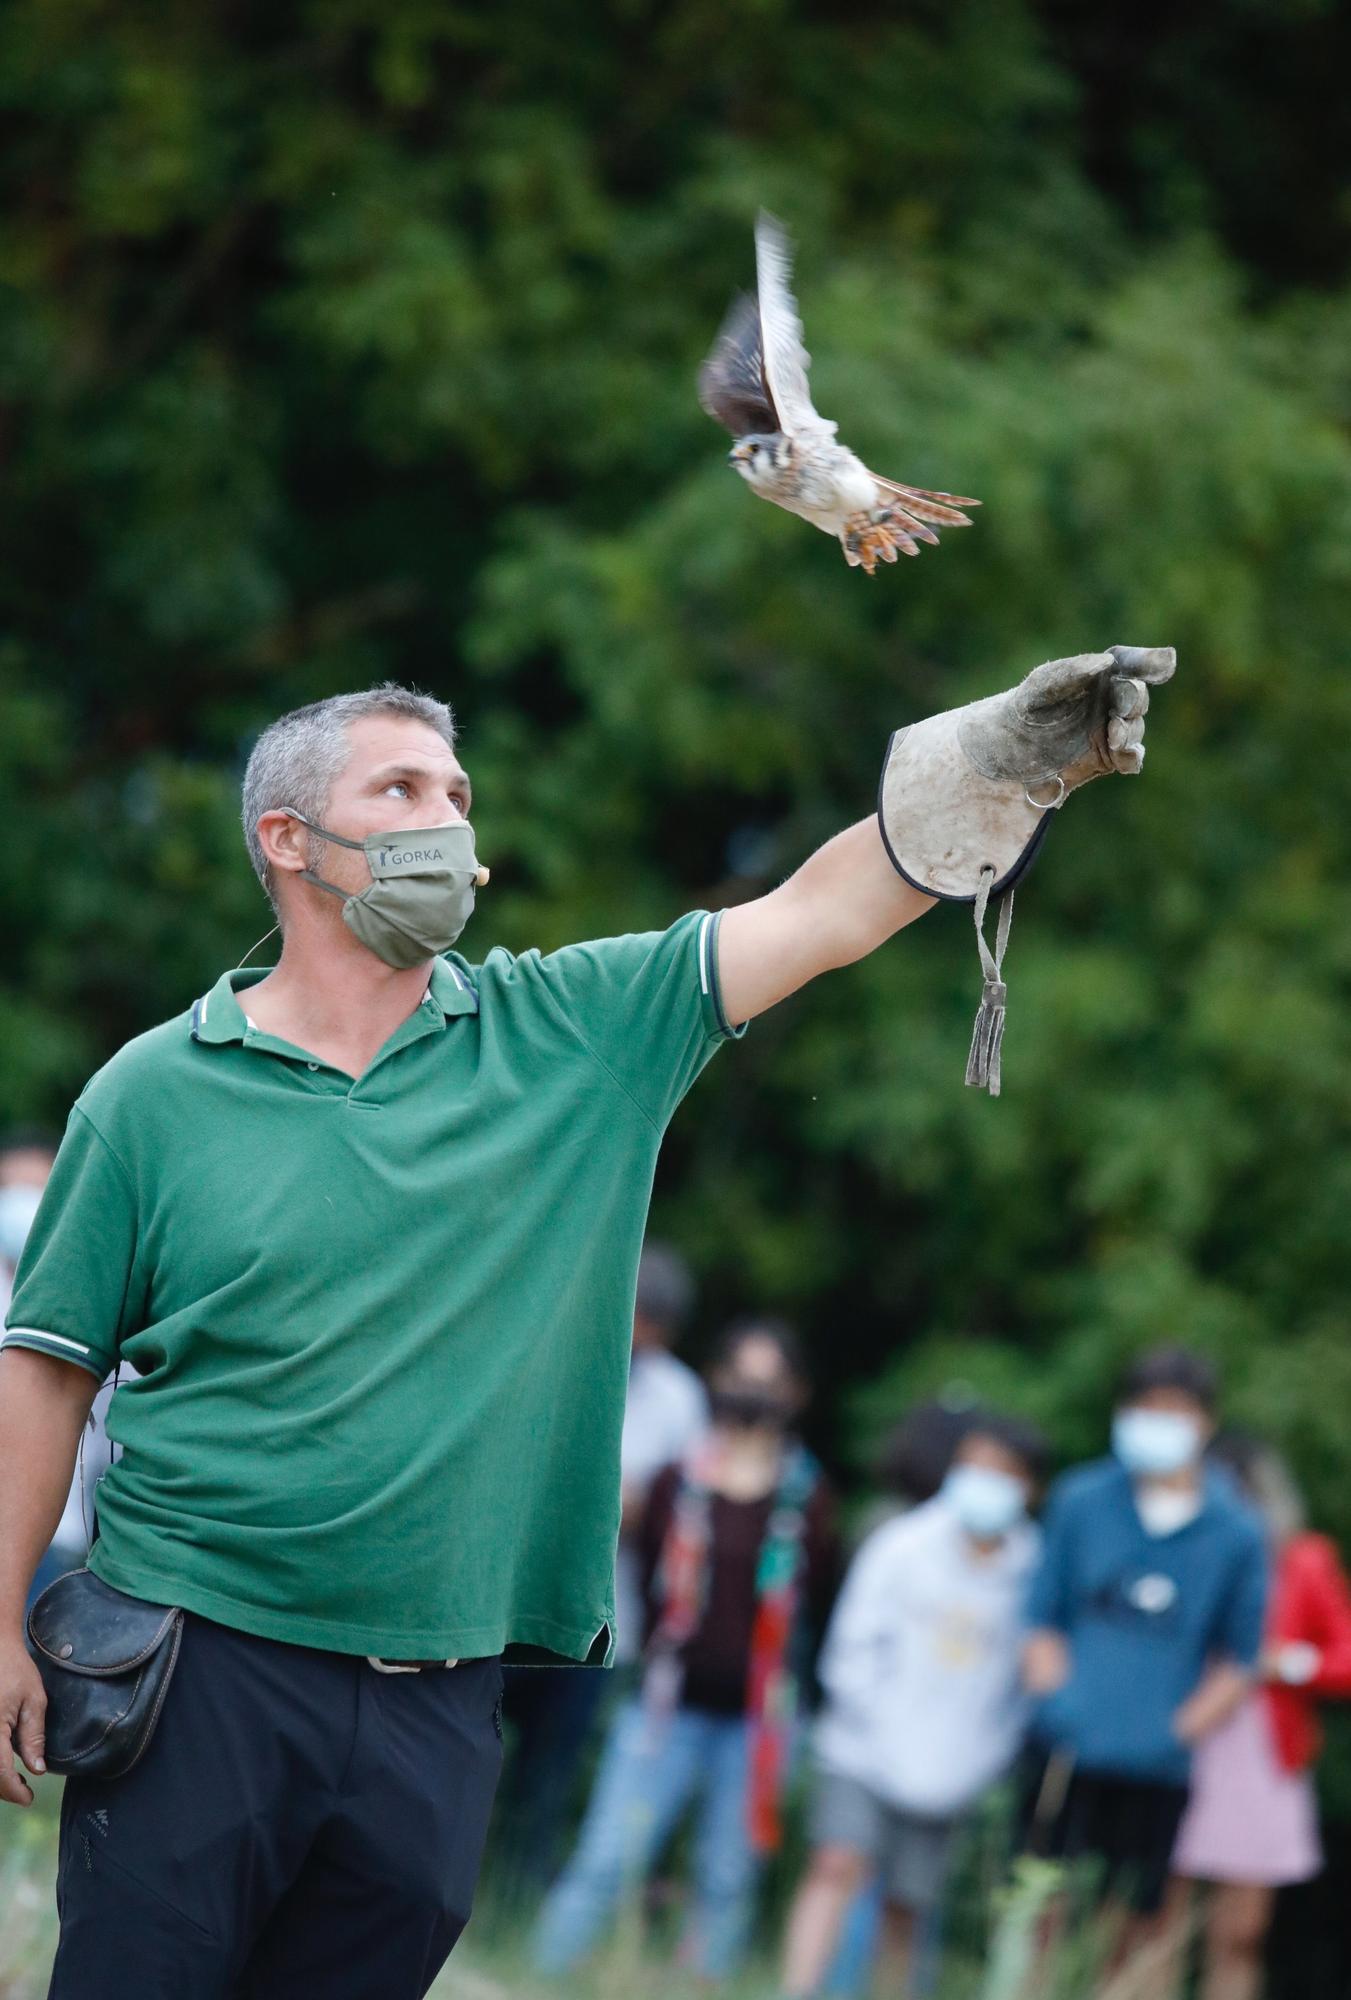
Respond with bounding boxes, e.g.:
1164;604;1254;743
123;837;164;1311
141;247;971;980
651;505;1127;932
698;292;778;437
754;211;837;443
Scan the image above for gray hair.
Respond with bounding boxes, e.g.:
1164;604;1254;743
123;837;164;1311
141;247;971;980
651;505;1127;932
241;683;456;913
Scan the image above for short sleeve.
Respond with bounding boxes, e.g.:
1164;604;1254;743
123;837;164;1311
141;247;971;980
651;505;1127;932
532;910;746;1128
2;1105;141;1382
1026;1478;1075;1632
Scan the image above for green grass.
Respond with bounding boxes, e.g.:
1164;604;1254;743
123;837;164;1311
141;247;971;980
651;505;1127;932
0;1782;62;2000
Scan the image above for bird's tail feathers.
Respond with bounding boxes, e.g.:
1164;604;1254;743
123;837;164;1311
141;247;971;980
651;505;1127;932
872;476;980;527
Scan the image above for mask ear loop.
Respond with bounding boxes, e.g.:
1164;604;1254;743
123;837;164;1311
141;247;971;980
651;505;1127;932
235;806;357;968
277;805;368;901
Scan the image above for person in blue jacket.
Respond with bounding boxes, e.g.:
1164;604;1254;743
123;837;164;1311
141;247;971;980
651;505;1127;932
1019;1347;1267;1977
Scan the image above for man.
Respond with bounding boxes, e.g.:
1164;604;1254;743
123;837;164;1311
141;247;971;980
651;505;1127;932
0;649;1166;1997
782;1411;1046;1999
1020;1347;1267;1985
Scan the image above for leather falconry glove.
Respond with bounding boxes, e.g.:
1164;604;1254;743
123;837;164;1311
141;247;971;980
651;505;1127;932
878;644;1177;1096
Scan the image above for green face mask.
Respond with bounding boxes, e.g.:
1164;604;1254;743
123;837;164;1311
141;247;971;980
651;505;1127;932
283;810;486;970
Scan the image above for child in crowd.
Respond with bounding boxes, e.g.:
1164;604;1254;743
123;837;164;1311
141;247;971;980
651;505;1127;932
781;1410;1048;1998
533;1318;837;1982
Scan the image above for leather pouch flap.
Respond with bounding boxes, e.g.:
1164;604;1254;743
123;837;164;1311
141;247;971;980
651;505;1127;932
27;1569;178;1677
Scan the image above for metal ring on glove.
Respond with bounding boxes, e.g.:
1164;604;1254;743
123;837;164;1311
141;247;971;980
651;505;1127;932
1025;775;1067;812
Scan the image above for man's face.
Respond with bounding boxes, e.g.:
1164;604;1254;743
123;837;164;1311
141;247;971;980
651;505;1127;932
287;716;473;902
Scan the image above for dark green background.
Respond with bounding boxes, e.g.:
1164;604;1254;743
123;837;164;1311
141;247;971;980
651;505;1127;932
2;1;1350;1976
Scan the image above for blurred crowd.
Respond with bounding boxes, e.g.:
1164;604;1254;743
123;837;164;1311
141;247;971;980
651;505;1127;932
8;1151;1351;2000
511;1246;1351;2000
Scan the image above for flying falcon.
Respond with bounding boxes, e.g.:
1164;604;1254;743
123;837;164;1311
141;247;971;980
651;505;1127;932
699;213;980;575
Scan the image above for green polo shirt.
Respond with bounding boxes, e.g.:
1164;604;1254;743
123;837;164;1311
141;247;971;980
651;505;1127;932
4;912;742;1663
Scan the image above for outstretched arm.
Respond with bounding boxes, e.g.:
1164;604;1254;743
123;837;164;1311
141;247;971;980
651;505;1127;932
717;820;933;1027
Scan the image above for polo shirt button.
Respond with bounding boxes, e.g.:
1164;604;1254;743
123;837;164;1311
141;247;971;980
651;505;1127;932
307;1061;319;1072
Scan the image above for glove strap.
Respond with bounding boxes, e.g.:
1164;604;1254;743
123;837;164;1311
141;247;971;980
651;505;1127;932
965;866;1014;1097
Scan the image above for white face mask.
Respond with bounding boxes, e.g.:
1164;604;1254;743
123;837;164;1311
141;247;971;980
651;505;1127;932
0;1184;42;1265
941;1463;1027;1541
1112;1407;1202;1480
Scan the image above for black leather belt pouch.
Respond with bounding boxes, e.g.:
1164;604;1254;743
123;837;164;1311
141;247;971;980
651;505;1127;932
26;1568;183;1780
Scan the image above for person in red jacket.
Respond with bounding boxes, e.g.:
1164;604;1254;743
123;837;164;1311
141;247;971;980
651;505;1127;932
1169;1434;1351;2000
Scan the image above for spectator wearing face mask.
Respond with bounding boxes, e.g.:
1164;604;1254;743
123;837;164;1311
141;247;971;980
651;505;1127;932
781;1411;1047;2000
1019;1348;1268;1974
533;1317;837;1982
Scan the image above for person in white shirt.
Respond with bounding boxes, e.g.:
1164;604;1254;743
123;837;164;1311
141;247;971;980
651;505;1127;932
780;1411;1047;1999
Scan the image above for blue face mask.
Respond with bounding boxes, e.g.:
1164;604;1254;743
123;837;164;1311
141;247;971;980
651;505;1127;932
941;1463;1027;1540
1112;1407;1202;1479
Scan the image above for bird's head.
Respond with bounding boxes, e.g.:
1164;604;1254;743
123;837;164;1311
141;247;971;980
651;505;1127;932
730;434;790;490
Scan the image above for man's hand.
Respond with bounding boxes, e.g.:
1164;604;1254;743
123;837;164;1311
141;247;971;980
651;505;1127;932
0;1636;47;1807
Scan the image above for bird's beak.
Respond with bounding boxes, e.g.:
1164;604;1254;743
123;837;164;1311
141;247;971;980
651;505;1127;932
729;442;751;464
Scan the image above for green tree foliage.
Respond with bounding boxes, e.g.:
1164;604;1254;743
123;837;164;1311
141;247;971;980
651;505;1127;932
3;0;1351;1552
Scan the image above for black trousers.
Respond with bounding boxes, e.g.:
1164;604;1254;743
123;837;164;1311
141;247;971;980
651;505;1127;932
1016;1747;1189;1918
49;1612;504;1999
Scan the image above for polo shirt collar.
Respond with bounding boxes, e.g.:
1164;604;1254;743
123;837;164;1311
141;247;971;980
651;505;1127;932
427;955;480;1018
190;957;479;1046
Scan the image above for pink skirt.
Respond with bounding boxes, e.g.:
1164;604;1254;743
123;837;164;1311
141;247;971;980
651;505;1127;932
1173;1694;1321;1886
